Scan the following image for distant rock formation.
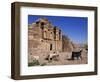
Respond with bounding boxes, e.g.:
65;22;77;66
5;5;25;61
62;35;81;52
62;35;73;52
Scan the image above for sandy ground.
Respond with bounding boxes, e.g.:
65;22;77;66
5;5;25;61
38;49;88;66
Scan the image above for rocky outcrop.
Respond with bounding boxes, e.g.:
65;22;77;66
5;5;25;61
62;35;81;52
62;35;73;52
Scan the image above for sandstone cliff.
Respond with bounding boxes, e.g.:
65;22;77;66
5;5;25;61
62;35;81;52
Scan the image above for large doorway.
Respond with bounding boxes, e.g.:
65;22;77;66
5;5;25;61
50;44;52;50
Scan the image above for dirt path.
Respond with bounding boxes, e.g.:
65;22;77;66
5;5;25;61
39;49;88;66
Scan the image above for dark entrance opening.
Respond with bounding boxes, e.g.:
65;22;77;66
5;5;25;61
50;44;52;50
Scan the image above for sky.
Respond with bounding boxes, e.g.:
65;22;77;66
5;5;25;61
28;15;88;44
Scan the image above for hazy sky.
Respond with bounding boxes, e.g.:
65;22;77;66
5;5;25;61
28;15;88;44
